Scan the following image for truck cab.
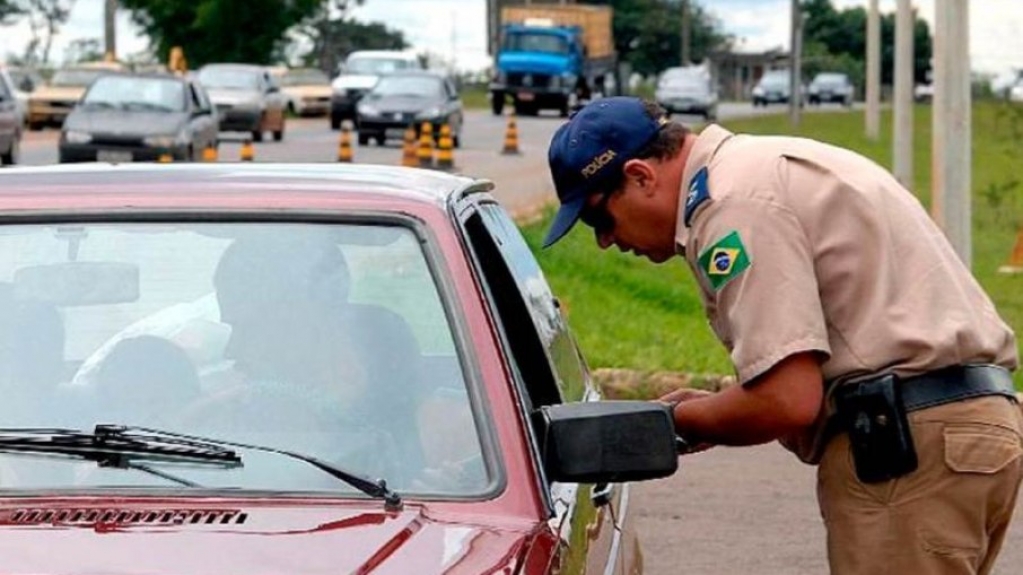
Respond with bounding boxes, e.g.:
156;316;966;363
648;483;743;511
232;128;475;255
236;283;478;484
490;6;615;117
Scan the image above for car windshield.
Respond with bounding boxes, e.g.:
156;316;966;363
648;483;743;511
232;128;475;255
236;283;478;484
759;72;790;87
82;76;185;112
370;76;445;98
0;222;488;497
813;74;846;86
51;69;106;88
280;69;329;87
197;68;260;90
504;32;569;55
345;58;416;75
660;74;705;89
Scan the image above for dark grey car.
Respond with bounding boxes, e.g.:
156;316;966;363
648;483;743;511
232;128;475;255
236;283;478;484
59;74;219;163
0;70;22;165
354;71;463;147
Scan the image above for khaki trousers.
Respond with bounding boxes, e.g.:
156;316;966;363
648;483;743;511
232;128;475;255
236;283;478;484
818;396;1023;575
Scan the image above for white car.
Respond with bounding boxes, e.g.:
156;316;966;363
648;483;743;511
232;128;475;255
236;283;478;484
655;67;717;120
330;50;421;130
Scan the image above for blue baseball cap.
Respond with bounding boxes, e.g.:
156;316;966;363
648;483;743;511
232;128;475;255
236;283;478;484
543;97;666;248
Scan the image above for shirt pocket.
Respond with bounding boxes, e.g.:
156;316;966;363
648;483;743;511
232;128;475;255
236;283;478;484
944;423;1023;475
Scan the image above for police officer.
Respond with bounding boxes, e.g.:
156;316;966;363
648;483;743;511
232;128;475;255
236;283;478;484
543;97;1022;575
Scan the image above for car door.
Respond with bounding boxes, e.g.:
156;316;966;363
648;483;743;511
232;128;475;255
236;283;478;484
457;197;639;574
0;72;17;160
187;82;217;152
262;70;285;128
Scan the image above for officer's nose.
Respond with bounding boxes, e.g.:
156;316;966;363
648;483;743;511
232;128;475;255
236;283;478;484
596;230;614;250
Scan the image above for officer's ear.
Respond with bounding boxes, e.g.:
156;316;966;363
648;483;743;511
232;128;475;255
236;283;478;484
622;159;657;197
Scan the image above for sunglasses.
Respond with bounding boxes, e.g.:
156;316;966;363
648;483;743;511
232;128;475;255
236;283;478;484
579;190;615;235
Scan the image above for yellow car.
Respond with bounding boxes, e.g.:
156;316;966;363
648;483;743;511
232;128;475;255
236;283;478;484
27;61;125;130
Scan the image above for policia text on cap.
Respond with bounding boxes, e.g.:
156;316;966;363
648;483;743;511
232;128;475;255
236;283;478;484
543;97;1021;575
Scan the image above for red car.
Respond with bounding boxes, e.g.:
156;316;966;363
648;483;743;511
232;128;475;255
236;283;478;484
0;164;678;574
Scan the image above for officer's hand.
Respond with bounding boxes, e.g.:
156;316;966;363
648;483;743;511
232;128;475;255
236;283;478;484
659;386;713;404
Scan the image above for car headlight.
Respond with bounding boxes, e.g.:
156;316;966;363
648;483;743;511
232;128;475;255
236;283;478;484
752;86;765;97
358;104;380;117
144;130;188;148
418;107;442;119
64;130;92;144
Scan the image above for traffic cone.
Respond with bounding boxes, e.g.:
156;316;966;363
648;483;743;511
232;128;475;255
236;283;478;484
999;230;1023;274
417;122;435;169
240;138;254;162
202;143;218;162
337;123;353;163
400;126;418;167
157;153;173;163
501;114;520;155
436;124;455;171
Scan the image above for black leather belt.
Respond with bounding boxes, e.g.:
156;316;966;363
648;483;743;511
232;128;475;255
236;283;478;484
879;365;1016;412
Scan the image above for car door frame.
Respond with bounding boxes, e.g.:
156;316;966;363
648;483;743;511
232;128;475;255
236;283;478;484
186;80;218;154
452;191;636;575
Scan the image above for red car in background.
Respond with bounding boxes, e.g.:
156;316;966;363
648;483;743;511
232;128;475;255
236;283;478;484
0;164;678;574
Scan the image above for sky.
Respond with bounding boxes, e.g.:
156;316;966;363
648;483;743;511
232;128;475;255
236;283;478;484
1;0;1022;76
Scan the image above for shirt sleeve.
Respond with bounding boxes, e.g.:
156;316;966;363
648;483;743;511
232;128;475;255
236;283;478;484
686;194;831;384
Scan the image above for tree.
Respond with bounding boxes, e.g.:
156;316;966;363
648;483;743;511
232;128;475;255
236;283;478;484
119;0;323;68
64;37;103;64
580;0;731;77
0;0;24;24
802;0;932;86
19;0;77;65
291;0;407;75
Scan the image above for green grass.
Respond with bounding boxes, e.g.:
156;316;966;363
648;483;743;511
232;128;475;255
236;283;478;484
521;102;1023;387
461;85;490;110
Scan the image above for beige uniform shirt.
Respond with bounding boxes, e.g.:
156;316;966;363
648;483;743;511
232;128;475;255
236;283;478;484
675;125;1019;463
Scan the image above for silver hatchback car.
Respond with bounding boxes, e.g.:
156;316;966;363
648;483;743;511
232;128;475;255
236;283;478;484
0;69;23;166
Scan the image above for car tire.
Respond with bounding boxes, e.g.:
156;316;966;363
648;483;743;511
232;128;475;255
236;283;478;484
491;93;504;116
0;135;18;166
358;133;370;146
273;128;284;142
27;121;43;131
330;115;341;130
453;134;460;148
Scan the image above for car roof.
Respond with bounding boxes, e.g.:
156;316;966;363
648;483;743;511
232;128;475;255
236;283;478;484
0;164;491;215
347;50;419;60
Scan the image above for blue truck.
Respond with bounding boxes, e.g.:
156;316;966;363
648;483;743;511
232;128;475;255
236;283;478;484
489;5;616;117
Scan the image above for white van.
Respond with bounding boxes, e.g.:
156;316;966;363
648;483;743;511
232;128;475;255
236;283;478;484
330;50;421;130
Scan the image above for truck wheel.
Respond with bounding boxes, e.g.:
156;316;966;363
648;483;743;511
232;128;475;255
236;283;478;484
491;93;505;116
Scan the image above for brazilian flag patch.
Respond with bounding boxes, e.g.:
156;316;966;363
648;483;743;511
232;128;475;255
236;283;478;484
697;230;751;291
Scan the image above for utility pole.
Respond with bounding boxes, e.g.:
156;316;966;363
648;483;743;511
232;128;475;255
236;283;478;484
681;0;691;66
893;0;914;189
788;0;802;127
104;0;117;61
865;0;881;140
932;0;972;266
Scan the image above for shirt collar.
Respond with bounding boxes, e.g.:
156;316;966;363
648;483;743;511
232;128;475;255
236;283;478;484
674;124;735;253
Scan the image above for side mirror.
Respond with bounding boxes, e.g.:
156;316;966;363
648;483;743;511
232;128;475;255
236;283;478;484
538;400;678;484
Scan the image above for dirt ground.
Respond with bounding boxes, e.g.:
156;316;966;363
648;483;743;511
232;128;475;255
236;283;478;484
631;441;1023;574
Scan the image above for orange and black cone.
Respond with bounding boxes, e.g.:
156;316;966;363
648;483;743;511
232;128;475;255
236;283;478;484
436;124;455;171
401;126;418;167
240;138;255;162
999;230;1023;274
501;114;520;155
337;123;354;163
417;121;435;169
202;143;218;162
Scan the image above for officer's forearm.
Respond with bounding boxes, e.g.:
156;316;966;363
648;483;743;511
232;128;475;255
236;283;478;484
671;353;823;447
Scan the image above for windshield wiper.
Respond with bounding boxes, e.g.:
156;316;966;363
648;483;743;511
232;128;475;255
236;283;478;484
117;427;404;511
0;425;242;488
0;426;404;510
122;101;175;112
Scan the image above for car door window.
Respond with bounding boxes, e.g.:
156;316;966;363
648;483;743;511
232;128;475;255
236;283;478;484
188;84;203;112
0;74;11;101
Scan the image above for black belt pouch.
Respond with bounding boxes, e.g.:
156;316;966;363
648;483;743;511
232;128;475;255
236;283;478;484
834;374;919;483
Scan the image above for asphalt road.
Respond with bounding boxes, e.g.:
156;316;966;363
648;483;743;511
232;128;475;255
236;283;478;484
17;100;1023;574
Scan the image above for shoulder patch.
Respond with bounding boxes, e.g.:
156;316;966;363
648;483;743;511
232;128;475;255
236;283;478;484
697;230;752;291
684;167;710;227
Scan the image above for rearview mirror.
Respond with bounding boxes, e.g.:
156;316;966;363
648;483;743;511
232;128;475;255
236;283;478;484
13;262;140;306
538;401;678;484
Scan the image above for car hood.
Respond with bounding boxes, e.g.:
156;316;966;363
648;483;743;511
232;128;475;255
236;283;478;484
332;75;380;91
360;95;446;114
0;499;535;574
206;89;261;107
497;52;571;76
283;85;332;99
64;109;189;135
29;86;86;103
